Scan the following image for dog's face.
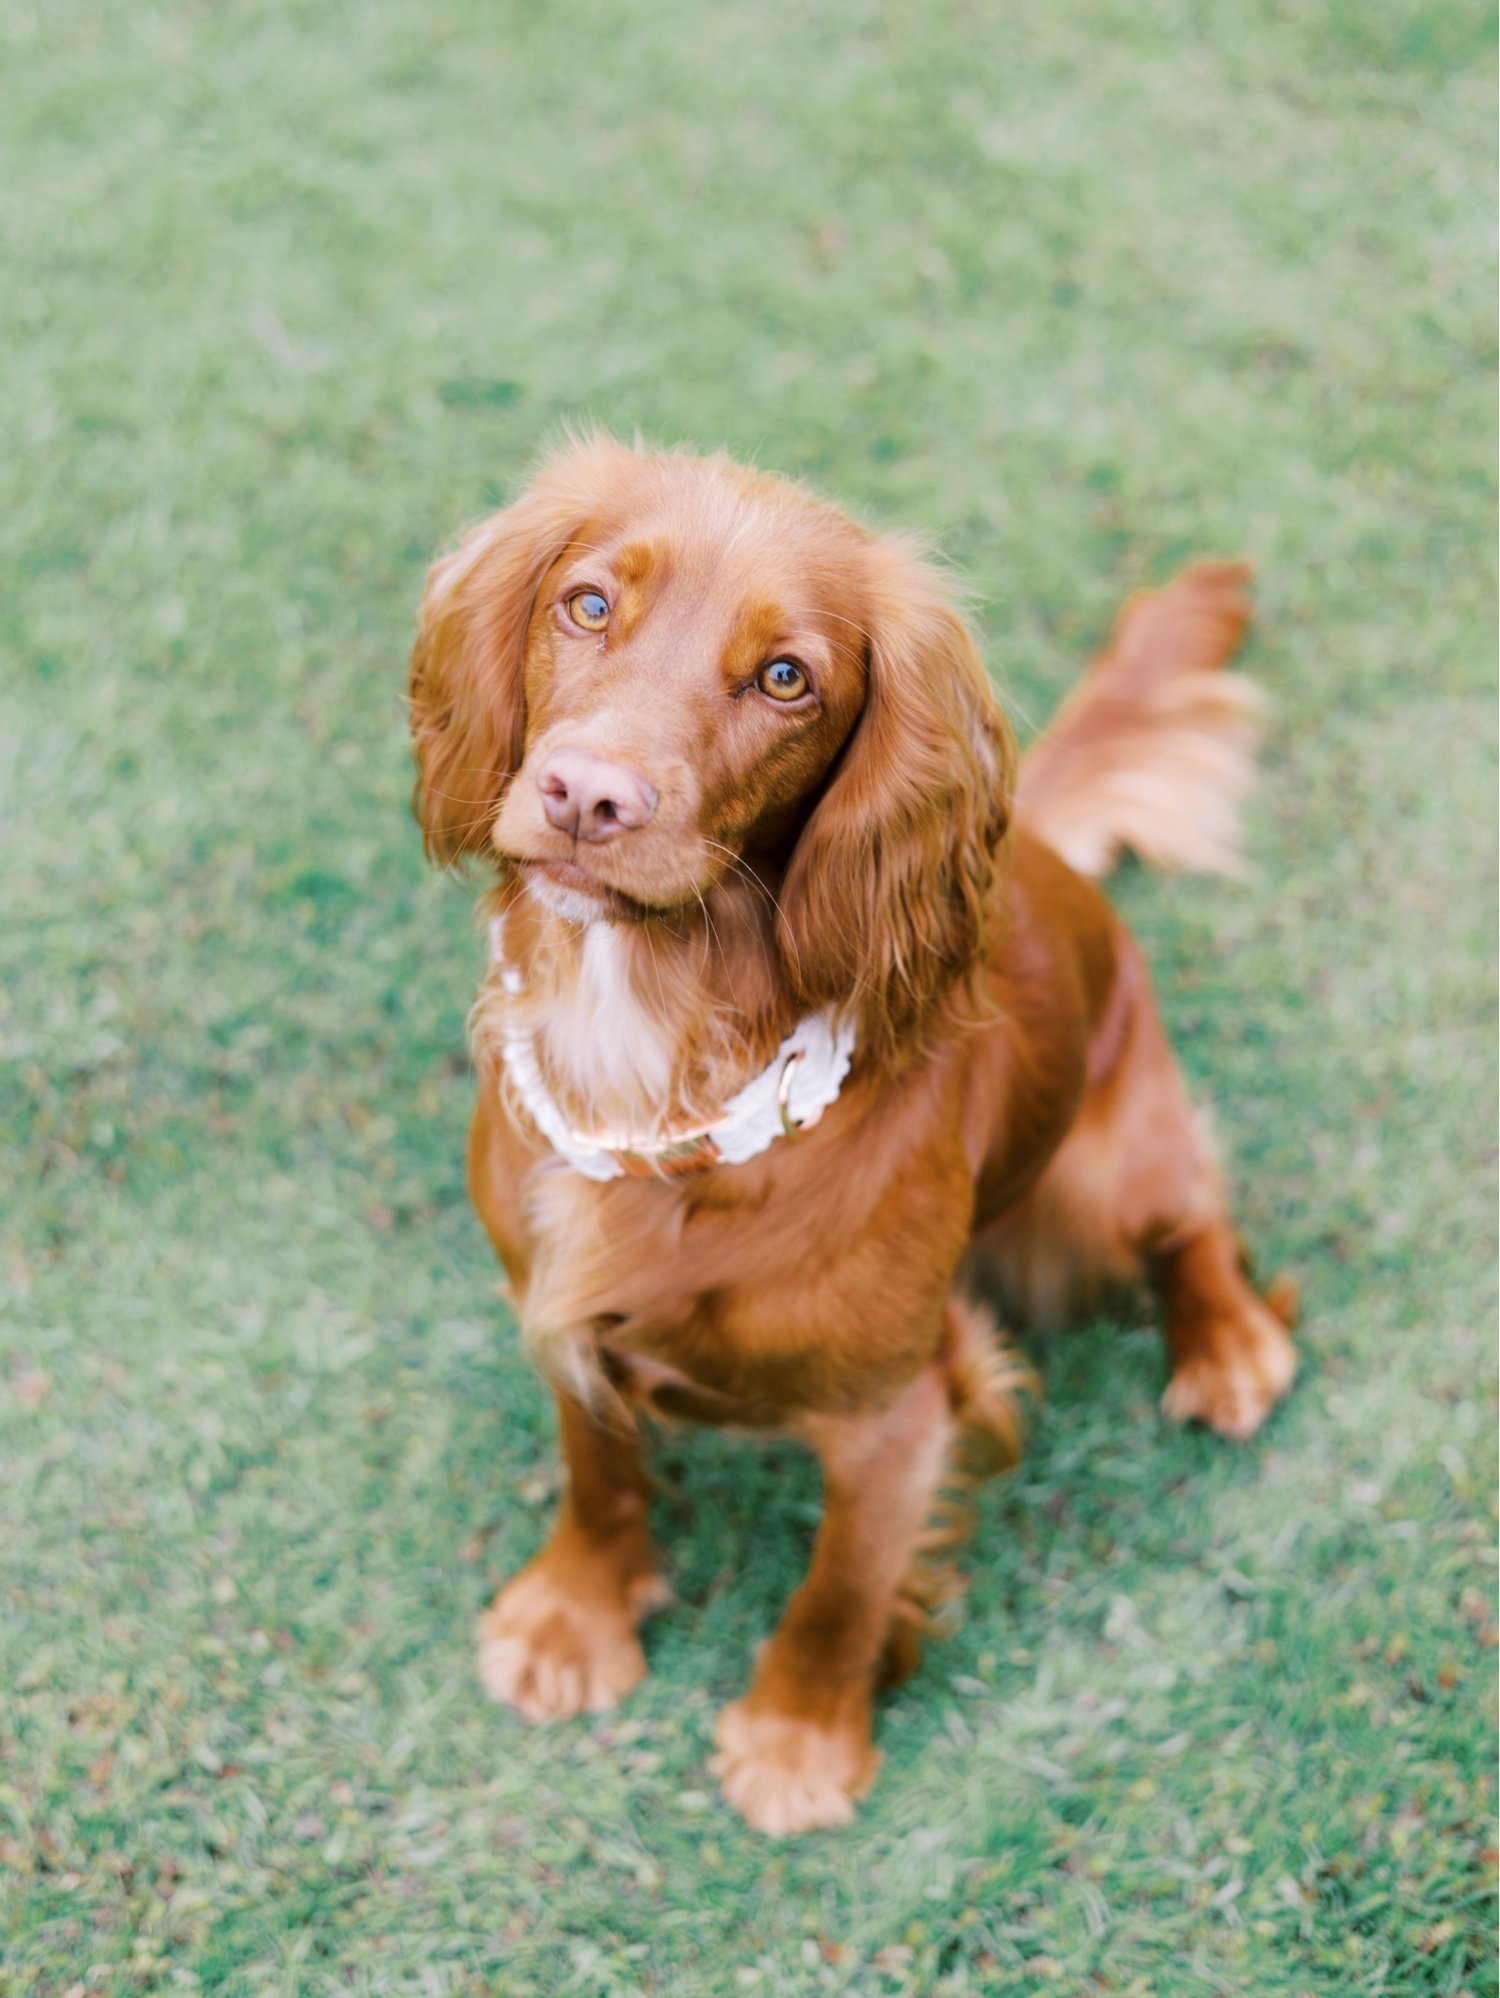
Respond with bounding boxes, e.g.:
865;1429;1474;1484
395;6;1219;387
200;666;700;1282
493;479;871;922
410;436;1016;1053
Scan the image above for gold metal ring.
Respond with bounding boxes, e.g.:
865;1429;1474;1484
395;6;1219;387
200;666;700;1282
777;1048;807;1138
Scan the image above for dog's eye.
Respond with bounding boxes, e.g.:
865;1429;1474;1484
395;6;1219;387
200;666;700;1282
757;658;809;702
567;589;610;631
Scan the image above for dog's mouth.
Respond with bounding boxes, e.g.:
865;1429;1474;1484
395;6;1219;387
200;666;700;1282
513;855;662;924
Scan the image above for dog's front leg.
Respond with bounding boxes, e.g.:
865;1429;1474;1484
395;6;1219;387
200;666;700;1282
477;1387;669;1722
712;1364;954;1835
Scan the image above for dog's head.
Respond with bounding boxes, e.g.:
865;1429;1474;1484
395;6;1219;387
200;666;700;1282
409;434;1015;1056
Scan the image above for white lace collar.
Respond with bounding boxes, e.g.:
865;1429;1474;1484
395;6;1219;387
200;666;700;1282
486;916;856;1182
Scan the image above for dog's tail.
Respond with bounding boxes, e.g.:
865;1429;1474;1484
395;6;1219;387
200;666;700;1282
1013;560;1262;879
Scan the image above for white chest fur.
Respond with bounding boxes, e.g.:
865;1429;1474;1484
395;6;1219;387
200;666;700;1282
486;914;856;1181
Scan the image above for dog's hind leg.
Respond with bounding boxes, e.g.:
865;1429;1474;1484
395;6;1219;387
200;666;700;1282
1155;1220;1299;1441
981;926;1297;1440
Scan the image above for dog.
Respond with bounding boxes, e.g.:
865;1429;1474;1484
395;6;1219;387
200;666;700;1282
407;433;1297;1834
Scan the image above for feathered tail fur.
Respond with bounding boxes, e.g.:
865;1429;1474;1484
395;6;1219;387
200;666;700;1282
1014;560;1261;878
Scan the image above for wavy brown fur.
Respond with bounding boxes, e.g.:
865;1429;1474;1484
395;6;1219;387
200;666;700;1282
412;439;1298;1835
1014;560;1261;878
776;539;1017;1068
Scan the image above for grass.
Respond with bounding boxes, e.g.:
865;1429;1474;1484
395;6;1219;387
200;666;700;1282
1;1;1495;1992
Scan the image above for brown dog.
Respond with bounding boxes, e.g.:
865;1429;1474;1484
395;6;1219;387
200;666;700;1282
407;434;1296;1834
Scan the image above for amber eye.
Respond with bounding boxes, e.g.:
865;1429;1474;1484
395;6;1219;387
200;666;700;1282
757;658;809;702
566;589;610;631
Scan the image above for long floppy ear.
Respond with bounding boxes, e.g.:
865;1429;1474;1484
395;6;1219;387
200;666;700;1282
778;537;1017;1063
408;435;635;863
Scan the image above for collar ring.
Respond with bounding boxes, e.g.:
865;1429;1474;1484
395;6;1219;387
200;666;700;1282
777;1048;808;1138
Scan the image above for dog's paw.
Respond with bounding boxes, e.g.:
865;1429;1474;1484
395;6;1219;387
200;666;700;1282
476;1558;666;1723
710;1696;878;1836
1162;1296;1297;1441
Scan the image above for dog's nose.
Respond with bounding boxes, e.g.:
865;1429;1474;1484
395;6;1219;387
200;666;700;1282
536;749;658;844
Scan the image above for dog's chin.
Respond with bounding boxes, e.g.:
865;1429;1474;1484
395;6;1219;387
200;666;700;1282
512;857;675;928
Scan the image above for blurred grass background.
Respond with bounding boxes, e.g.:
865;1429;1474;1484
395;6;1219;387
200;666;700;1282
1;2;1495;1993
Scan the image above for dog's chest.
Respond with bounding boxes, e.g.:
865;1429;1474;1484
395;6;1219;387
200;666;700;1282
533;925;680;1131
517;1167;780;1416
516;1137;963;1423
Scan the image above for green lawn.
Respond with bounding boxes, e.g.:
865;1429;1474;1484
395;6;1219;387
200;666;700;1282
2;3;1495;1993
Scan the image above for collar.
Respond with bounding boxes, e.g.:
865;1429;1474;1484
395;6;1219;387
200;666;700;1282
487;915;856;1182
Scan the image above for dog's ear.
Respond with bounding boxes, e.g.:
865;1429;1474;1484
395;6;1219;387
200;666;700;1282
778;538;1016;1062
408;436;634;864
